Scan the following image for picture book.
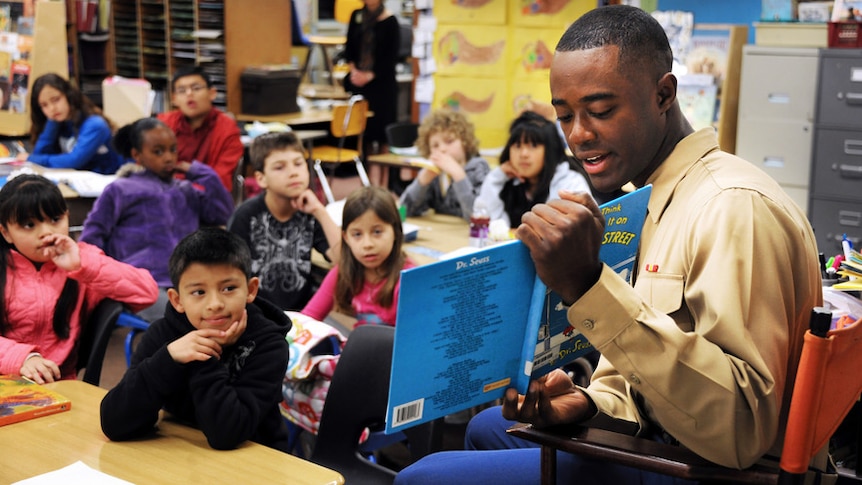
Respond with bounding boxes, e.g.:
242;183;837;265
0;375;71;426
385;185;652;434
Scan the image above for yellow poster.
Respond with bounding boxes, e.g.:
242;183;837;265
434;0;506;25
509;79;553;124
435;24;509;78
509;0;592;29
510;27;565;81
434;76;509;149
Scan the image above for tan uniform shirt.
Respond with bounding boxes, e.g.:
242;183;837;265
571;129;822;468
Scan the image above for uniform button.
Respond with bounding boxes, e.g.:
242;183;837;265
629;374;641;385
582;319;595;330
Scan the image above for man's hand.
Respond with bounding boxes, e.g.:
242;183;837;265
41;234;81;272
501;369;593;428
516;190;604;305
20;354;61;384
167;329;226;364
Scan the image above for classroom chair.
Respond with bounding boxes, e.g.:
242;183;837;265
309;325;442;485
115;311;150;367
76;298;125;386
507;307;861;485
312;95;371;204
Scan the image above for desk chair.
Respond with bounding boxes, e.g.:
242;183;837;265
310;325;442;485
312;95;371;204
115;311;150;367
508;308;861;485
77;298;125;386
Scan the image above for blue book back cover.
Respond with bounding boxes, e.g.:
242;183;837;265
386;185;651;433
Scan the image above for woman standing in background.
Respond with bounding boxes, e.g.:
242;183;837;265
341;0;401;185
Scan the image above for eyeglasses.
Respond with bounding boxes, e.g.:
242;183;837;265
174;84;207;96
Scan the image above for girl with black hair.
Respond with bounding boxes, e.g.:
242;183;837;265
476;111;593;228
0;174;157;383
18;73;123;174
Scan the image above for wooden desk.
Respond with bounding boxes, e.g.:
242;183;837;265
367;152;501;170
236;109;337;127
236;109;373;129
0;380;344;485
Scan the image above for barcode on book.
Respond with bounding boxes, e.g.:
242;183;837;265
392;399;424;428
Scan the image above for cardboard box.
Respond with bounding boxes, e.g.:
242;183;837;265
755;22;828;46
102;76;153;128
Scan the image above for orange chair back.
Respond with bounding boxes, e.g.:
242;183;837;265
330;98;368;138
780;310;862;475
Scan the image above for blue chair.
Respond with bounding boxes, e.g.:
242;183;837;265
116;311;150;367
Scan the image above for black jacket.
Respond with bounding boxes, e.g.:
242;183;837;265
100;297;292;453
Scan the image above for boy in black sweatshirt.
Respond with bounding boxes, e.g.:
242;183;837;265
101;227;292;453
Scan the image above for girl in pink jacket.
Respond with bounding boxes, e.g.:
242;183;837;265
0;174;158;383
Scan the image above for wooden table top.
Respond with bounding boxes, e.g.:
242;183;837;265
0;380;344;485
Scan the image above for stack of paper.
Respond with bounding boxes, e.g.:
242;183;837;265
834;249;862;291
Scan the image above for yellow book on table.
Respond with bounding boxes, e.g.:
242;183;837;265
0;375;71;426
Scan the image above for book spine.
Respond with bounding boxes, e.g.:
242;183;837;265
517;275;548;393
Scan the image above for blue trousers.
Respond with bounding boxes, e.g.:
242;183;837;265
394;406;699;485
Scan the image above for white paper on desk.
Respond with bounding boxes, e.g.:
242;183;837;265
42;171;117;197
12;461;134;485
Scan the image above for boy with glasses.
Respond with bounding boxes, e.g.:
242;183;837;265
158;66;243;193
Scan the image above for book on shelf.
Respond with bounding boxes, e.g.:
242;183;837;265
0;375;71;426
385;185;652;434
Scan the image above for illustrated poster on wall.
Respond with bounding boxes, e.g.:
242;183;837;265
434;76;509;149
509;0;592;28
510;27;565;81
434;24;508;78
434;0;506;25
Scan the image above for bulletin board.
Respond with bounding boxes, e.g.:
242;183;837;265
510;78;552;123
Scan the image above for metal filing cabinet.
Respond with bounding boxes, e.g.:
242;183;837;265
810;49;862;255
736;46;819;213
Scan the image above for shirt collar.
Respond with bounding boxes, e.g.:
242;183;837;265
175;107;221;134
642;128;719;224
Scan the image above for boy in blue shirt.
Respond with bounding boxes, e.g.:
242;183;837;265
100;228;292;453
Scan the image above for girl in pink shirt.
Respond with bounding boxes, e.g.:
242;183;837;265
0;174;158;383
302;186;414;327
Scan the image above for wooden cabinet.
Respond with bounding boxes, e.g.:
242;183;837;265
109;0;294;115
0;0;68;136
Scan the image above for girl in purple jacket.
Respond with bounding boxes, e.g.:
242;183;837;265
80;118;234;322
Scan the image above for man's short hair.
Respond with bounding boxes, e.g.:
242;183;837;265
249;131;305;173
170;65;212;91
556;5;673;82
168;227;252;288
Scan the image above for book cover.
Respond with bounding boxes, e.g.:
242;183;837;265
386;185;652;433
0;375;71;426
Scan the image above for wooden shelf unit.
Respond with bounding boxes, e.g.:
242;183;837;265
109;0;294;115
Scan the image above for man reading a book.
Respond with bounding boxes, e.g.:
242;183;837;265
395;5;824;484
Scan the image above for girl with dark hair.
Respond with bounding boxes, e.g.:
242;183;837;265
18;73;123;174
476;110;592;228
0;174;157;383
302;186;413;327
80;117;233;322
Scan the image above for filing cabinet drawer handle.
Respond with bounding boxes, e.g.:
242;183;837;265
846;92;862;104
834;163;862;178
843;140;862;156
837;211;861;228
